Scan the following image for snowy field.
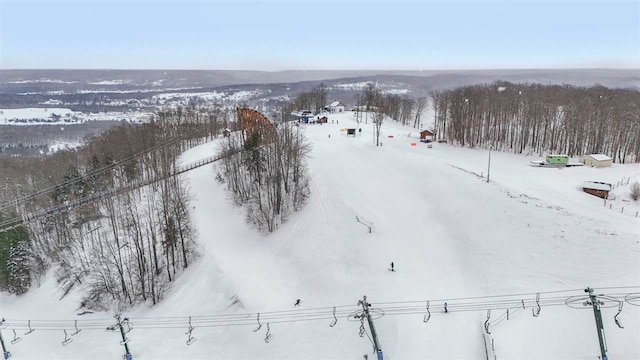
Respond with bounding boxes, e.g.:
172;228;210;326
48;141;83;153
0;108;76;123
0;108;150;124
151;89;265;105
1;111;639;359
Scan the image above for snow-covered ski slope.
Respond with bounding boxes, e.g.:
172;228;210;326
1;111;639;359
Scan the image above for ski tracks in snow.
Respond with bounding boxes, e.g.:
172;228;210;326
310;175;328;219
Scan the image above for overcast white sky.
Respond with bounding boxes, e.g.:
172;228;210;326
0;0;638;70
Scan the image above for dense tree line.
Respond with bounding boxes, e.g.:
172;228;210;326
218;123;311;232
287;83;329;115
0;121;120;149
0;105;230;309
354;83;428;129
279;82;429;133
431;82;640;163
0;144;49;156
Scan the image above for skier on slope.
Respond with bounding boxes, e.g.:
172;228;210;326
294;299;301;307
390;262;395;272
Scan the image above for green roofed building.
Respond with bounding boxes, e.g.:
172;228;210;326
546;155;568;166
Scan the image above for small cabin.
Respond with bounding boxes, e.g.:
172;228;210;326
582;181;612;199
580;154;612;168
419;130;434;142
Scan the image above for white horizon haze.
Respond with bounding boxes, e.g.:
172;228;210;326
0;0;638;70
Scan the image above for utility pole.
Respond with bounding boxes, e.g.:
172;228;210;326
358;296;383;360
107;314;132;360
0;330;9;360
486;146;492;183
372;121;375;145
0;319;10;360
585;287;608;360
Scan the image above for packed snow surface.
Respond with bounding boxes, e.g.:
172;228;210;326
1;112;639;359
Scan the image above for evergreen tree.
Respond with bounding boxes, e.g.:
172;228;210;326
0;212;32;294
7;241;31;294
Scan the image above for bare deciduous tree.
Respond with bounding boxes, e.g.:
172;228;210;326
0;105;223;308
630;182;640;201
431;82;640;163
373;108;385;147
414;97;428;129
219;122;311;232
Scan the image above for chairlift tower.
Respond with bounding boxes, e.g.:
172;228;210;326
585;287;608;360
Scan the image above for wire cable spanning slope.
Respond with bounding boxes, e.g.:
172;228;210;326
0;131;199;213
1;286;637;332
0;150;239;234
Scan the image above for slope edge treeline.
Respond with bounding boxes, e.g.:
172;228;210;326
432;82;640;163
0;106;229;310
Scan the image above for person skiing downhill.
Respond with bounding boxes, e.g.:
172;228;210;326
294;299;301;307
444;302;448;313
390;262;395;272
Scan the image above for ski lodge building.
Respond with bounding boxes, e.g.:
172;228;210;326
328;101;345;113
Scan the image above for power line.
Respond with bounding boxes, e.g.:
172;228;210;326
1;287;637;360
0;150;238;234
2;286;636;332
373;287;591;305
0;129;203;213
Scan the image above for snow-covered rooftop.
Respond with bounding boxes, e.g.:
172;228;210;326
587;154;612;161
329;101;343;107
582;181;612;191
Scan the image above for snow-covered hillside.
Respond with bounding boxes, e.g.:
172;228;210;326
1;112;639;360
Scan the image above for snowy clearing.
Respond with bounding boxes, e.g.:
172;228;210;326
87;80;132;85
0;108;150;125
150;90;264;105
381;89;410;94
332;82;373;91
0;108;76;123
5;79;79;84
